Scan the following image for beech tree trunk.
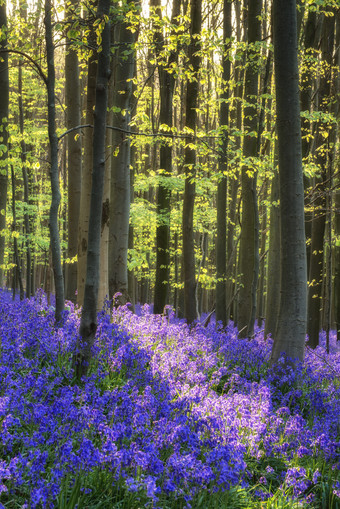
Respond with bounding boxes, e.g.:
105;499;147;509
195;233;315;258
333;11;340;342
182;0;202;324
264;170;280;339
153;0;181;315
0;1;8;288
109;2;137;304
270;0;307;365
65;0;82;303
11;164;24;300
18;63;32;298
76;0;110;378
77;28;97;307
237;0;262;337
216;0;232;327
45;0;65;323
307;11;335;349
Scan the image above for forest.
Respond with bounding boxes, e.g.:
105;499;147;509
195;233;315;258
0;0;339;507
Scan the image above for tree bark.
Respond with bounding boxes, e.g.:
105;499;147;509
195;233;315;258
333;10;340;342
109;2;137;304
76;0;111;378
0;1;8;288
264;169;280;339
270;0;307;365
77;13;97;307
237;0;262;337
307;11;335;348
153;0;181;315
182;0;202;324
45;0;65;323
216;0;232;327
65;0;82;303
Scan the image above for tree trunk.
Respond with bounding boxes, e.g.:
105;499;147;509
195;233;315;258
264;169;280;338
333;10;340;342
307;11;335;348
182;0;202;324
11;164;24;300
109;2;137;304
45;0;65;323
65;0;82;303
237;0;262;337
270;0;307;365
76;0;110;378
216;0;232;326
18;63;32;298
0;1;8;288
77;29;97;307
153;0;181;315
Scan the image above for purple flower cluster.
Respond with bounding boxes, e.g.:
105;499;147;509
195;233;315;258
0;292;339;507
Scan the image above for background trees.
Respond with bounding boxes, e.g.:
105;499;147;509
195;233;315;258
0;0;339;364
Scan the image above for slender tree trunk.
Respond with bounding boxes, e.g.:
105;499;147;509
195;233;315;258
18;63;32;298
216;0;232;326
77;37;97;308
0;1;8;288
65;0;82;303
182;0;202;324
11;164;24;300
270;0;307;365
307;11;335;348
237;0;262;337
333;11;340;342
153;0;181;315
76;0;110;378
45;0;65;323
301;10;319;278
109;2;137;304
264;169;280;338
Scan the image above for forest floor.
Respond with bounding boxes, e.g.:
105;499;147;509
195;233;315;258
0;290;339;508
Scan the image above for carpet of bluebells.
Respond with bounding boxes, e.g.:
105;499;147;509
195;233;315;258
0;290;339;508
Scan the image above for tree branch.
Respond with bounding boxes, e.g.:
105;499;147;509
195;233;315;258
0;48;47;85
58;123;221;142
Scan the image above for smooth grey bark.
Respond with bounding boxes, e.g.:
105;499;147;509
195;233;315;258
333;10;340;342
270;0;307;365
264;170;280;339
153;0;181;315
10;164;24;300
182;0;202;324
65;0;82;303
76;0;111;378
18;63;32;298
109;2;137;305
307;11;335;349
301;10;320;279
237;0;262;337
77;15;97;307
216;0;232;327
0;1;8;288
45;0;65;323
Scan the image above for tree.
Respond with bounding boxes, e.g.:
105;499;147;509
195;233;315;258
75;0;111;378
270;0;307;365
45;0;65;323
77;2;98;307
109;0;138;305
153;0;181;315
65;0;82;303
0;0;8;288
237;0;262;338
215;0;232;326
182;0;202;324
307;10;335;348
